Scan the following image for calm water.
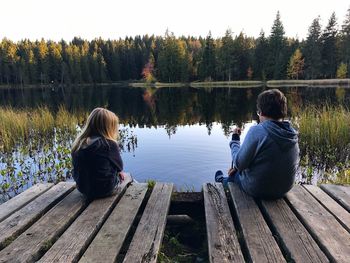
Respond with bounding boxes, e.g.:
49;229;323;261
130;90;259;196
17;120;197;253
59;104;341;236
1;85;350;191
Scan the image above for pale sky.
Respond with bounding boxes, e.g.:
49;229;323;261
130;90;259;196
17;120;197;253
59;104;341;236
1;0;349;42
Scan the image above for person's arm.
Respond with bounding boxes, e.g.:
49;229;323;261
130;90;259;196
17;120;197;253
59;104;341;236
230;126;260;172
108;142;123;169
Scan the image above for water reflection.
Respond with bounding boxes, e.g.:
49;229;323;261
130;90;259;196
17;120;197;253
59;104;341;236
0;85;350;198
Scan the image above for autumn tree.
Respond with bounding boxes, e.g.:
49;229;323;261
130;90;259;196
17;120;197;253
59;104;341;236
142;53;156;82
287;48;304;79
336;62;347;78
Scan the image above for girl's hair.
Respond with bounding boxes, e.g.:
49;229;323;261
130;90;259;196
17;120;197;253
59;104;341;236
72;108;119;153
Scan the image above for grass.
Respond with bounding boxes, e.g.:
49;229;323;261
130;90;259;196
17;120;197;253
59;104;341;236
294;104;350;183
267;79;350;87
0;106;87;152
0;106;138;202
0;106;84;151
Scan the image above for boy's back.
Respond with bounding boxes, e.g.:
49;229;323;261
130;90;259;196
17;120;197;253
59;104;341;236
231;120;299;199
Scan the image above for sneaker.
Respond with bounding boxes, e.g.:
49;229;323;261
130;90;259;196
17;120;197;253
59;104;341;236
215;170;224;183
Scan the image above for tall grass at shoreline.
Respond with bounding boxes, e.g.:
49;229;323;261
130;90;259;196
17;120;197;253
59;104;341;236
0;106;79;151
0;106;137;202
294;105;350;183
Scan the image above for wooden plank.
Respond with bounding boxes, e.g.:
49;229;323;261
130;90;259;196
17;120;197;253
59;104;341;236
79;183;148;263
203;183;245;263
122;183;173;263
320;184;350;212
228;183;285;263
0;183;54;223
261;198;329;263
286;185;350;262
304;185;350;233
0;182;75;250
0;189;86;262
38;182;129;263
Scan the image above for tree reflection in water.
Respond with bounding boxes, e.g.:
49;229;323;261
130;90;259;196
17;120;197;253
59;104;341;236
0;85;350;200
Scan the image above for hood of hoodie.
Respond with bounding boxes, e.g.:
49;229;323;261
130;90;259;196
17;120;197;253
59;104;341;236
261;120;298;150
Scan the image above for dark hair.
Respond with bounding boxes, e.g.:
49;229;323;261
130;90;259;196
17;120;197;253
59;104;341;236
256;89;287;120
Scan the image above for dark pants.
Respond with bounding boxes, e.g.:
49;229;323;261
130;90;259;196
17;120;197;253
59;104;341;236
222;172;241;188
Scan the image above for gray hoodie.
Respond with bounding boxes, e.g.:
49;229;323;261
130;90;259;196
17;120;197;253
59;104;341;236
230;120;299;199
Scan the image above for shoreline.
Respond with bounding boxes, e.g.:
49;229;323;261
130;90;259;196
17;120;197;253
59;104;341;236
1;78;350;89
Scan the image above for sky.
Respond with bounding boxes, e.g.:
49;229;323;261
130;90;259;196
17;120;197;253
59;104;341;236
1;0;349;42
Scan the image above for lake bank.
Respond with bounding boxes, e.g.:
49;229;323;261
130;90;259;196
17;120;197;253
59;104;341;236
1;78;350;90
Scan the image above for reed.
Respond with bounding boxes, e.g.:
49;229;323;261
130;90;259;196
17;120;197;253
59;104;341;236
0;108;29;151
294;104;350;182
0;106;79;151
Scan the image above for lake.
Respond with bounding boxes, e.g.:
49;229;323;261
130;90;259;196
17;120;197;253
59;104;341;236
0;85;350;197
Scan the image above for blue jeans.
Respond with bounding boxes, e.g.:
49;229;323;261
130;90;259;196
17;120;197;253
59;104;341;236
222;172;241;188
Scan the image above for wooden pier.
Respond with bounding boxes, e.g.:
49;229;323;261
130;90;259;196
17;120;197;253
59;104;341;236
0;181;349;262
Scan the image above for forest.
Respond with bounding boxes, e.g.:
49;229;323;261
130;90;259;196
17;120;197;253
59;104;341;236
0;10;350;85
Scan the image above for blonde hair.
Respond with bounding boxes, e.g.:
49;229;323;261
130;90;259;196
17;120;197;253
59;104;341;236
72;108;119;153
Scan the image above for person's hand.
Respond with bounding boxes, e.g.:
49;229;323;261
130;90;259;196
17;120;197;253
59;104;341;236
118;171;126;181
232;127;242;135
228;167;237;177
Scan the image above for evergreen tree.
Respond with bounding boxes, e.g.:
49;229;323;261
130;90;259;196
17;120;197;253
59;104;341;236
253;30;269;80
35;39;49;84
267;11;287;79
340;7;350;77
321;12;338;78
158;31;189;82
233;32;252;80
217;29;235;80
303;17;322;79
199;32;216;81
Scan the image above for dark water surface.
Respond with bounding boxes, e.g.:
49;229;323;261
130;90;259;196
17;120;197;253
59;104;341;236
1;85;350;191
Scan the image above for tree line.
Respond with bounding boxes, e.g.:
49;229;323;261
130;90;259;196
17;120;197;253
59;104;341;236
0;9;350;85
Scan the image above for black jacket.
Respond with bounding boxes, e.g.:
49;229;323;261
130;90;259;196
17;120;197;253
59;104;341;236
72;137;123;199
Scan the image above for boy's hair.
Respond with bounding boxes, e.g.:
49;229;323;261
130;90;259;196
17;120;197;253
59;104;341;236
257;89;287;120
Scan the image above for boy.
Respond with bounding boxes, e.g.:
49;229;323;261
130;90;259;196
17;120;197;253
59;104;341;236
215;89;299;199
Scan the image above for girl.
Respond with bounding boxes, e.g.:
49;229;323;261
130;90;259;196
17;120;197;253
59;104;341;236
71;107;128;200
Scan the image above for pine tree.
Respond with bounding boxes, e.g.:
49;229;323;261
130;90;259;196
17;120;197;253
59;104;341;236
199;32;216;81
217;29;235;81
321;12;338;78
267;11;287;79
303;17;322;79
253;30;269;80
158;31;189;82
340;7;350;77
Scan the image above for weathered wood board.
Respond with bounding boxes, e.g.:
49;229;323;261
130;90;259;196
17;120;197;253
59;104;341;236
122;183;173;263
228;183;285;263
0;182;75;249
79;183;148;263
0;189;86;262
261;197;329;263
38;183;128;263
286;185;350;262
0;183;53;223
304;184;350;233
320;184;350;212
203;183;245;263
